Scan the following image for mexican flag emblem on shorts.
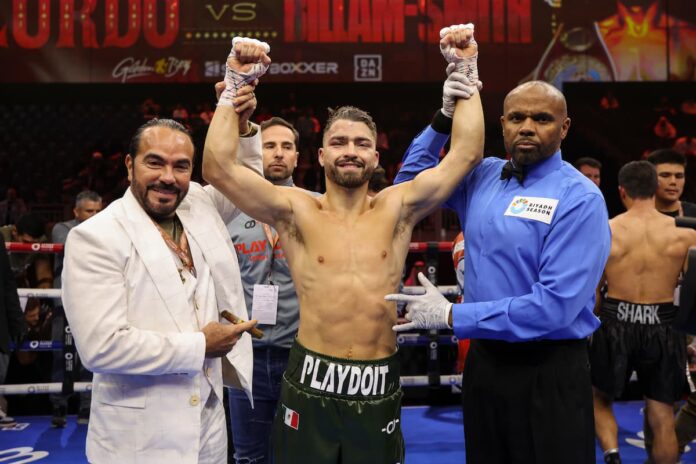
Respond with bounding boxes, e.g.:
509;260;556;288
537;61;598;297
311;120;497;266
283;405;299;430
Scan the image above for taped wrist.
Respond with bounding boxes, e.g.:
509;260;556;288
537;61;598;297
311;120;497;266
218;37;270;107
218;66;245;107
455;54;479;87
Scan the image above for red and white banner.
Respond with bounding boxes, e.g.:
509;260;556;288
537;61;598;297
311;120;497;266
1;0;694;87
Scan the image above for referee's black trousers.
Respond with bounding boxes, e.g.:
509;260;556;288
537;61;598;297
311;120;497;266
462;338;594;464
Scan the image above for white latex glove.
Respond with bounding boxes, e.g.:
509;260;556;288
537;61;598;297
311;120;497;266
219;37;271;107
385;273;452;332
440;24;479;86
442;62;482;118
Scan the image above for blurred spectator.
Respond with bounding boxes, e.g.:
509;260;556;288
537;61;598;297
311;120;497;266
452;232;465;293
254;106;273;124
140;98;161;120
172;103;189;123
674;136;696;157
451;232;469;373
377;131;390;152
198;102;215;125
368;165;390;196
0;188;28;227
8;297;53;413
50;191;102;427
0;233;27;427
574;157;602;187
654;115;677;140
647;149;696;217
0;214;53;294
681;99;696;116
404;260;427;286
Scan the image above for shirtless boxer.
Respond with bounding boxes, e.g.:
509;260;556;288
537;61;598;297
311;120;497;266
590;160;696;464
203;27;483;464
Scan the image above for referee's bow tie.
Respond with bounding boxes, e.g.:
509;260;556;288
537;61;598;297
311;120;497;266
500;161;525;183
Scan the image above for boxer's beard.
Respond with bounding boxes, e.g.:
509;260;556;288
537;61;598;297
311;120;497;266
325;157;374;188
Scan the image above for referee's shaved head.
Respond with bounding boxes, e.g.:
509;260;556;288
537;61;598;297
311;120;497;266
504;81;567;118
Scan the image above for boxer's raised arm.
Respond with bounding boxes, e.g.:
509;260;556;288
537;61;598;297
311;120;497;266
400;24;484;223
203;38;293;226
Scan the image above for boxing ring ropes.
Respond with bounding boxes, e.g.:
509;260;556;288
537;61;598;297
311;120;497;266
1;241;463;397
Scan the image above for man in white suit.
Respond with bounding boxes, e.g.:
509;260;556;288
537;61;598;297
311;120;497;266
61;61;266;461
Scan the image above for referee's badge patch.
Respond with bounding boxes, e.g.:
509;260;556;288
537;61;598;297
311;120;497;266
504;196;559;224
283;405;300;430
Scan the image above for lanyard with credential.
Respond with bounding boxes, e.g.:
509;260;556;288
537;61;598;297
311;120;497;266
262;223;280;285
153;219;197;279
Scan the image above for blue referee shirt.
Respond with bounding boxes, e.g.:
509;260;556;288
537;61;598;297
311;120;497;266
395;126;610;342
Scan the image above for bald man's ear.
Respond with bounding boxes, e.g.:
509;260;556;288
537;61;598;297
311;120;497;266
560;117;571;140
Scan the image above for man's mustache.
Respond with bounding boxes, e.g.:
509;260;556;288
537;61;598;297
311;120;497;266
147;183;180;194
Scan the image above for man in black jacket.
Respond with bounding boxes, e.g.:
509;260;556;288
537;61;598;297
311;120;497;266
0;234;27;427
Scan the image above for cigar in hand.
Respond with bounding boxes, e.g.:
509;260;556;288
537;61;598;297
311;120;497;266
220;310;264;339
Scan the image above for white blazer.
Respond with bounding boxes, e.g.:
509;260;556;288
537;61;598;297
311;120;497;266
62;133;262;464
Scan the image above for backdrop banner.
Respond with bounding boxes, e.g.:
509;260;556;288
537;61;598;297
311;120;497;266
1;0;694;88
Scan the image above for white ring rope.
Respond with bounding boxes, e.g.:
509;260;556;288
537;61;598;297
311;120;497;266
0;377;462;395
400;375;462;387
402;285;459;296
17;288;62;299
16;288;458;299
0;382;92;395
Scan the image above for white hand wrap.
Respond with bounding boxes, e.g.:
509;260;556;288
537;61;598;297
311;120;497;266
218;37;270;107
442;63;479;118
386;273;452;332
439;24;479;87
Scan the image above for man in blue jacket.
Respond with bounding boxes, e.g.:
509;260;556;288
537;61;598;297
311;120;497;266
388;80;611;463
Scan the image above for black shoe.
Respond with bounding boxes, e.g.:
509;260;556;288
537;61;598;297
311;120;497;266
77;408;90;425
51;407;67;428
604;451;621;464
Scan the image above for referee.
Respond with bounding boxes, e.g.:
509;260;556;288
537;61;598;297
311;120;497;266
389;80;610;463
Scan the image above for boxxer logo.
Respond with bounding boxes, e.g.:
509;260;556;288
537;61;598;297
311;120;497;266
268;62;338;75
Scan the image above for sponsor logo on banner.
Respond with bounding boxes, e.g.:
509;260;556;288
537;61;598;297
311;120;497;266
504;196;558;224
283;405;299;430
202;61;338;77
269;62;338;75
354;55;382;81
204;3;257;22
205;61;226;78
112;57;192;83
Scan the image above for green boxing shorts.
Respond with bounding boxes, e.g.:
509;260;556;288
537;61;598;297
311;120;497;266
272;340;404;464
